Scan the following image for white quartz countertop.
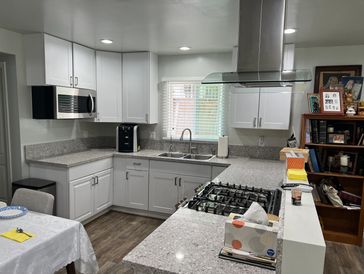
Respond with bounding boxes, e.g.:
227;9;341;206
123;207;274;274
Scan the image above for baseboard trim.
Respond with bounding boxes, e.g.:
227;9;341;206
111;206;170;220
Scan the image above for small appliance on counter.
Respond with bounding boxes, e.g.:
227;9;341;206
116;124;140;152
217;135;229;158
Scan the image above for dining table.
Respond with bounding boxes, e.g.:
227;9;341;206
0;209;99;274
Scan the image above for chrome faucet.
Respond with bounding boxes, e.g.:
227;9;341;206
180;128;194;154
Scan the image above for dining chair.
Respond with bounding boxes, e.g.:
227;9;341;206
11;188;54;215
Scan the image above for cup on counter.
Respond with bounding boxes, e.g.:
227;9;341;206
291;188;302;206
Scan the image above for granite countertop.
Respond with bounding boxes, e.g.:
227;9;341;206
27;148;116;167
123;207;274;274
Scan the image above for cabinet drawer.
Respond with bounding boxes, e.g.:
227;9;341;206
69;158;113;181
150;160;211;178
124;158;149;171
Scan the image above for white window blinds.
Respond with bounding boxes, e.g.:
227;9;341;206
162;81;225;141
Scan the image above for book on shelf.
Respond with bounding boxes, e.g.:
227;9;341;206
309;149;320;172
311;184;321;202
310;120;319;144
358;133;364;146
318;120;327;144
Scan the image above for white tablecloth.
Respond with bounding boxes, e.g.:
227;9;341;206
0;211;99;274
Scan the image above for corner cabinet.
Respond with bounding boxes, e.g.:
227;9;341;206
24;33;96;90
122;52;158;124
230;87;292;130
95;51;123;122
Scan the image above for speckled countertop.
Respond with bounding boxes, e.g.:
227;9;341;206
28;148;286;273
123;208;274;274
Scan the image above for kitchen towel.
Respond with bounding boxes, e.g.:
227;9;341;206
218;136;229;158
1;229;35;243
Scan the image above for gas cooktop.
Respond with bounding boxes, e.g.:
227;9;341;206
187;182;282;216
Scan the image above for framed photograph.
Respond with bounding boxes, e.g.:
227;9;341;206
314;65;362;93
341;76;364;101
328;133;346;144
322;150;359;175
320;87;344;114
307;93;320;113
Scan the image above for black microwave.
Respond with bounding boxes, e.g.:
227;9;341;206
32;86;96;119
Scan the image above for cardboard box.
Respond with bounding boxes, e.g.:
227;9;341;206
224;218;278;258
279;148;309;162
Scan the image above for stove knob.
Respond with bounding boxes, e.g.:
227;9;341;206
232;184;236;188
252;187;255;192
226;183;229;187
205;207;209;213
219;181;222;186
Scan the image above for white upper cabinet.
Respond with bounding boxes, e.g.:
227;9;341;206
230;88;260;129
73;43;96;90
95;51;122;122
230;87;292;130
259;87;292;130
24;33;96;90
122;52;158;124
25;33;73;87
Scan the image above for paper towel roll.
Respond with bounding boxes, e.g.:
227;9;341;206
218;136;229;158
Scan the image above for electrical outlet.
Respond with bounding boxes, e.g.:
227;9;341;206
258;136;265;147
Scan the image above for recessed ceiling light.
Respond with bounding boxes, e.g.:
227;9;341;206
284;28;296;34
100;39;113;44
179;46;191;51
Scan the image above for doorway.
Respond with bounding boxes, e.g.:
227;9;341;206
0;62;11;202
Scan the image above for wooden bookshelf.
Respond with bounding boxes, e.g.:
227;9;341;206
301;113;364;246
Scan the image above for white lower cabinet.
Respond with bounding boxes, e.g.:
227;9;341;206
149;172;179;214
113;157;149;210
70;169;113;222
148;160;211;214
124;169;149;210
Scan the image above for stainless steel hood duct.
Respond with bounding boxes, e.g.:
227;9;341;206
202;0;311;86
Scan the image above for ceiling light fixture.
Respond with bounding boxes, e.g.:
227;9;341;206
100;39;113;44
284;28;296;34
179;46;191;51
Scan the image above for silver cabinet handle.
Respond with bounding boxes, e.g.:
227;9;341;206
126;171;129;180
91;177;96;186
179;177;182;187
259;117;262;128
96;176;99;185
174;177;177;186
133;162;142;166
70;76;73;86
253;117;257;128
75;76;78;86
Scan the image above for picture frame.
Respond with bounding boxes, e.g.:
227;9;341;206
320;87;344;115
328;133;346;144
314;65;362;93
322;150;359;175
307;93;320;113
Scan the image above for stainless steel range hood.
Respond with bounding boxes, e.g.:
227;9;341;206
202;0;311;86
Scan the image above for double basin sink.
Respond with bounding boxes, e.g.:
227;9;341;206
158;152;214;161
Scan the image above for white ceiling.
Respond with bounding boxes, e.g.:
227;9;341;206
0;0;363;54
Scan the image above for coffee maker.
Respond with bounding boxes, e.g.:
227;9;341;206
116;124;140;152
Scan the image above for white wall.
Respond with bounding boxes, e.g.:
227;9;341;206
0;27;115;179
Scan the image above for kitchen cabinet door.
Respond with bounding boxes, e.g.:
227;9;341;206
149;171;179;214
25;33;73;87
179;175;209;201
94;169;113;214
95;51;122;122
124;169;149;210
230;88;260;128
69;175;94;222
258;87;292;130
73;43;96;90
122;52;158;124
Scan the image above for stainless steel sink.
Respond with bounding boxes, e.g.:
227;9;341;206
158;152;186;158
183;154;214;161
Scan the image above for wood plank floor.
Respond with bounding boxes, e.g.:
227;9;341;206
57;211;364;274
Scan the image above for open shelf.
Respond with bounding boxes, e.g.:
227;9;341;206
301;113;364;246
307;172;364;180
305;143;364;149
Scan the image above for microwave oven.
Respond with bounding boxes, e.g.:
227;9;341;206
32;86;96;119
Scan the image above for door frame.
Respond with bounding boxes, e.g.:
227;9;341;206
0;62;13;202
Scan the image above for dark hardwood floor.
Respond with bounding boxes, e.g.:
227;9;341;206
57;211;364;274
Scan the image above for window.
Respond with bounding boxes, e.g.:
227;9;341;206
162;81;225;140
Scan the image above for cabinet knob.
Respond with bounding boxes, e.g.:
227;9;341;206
253;117;257;128
70;76;73;86
126;171;129;180
259;117;262;128
178;177;182;187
